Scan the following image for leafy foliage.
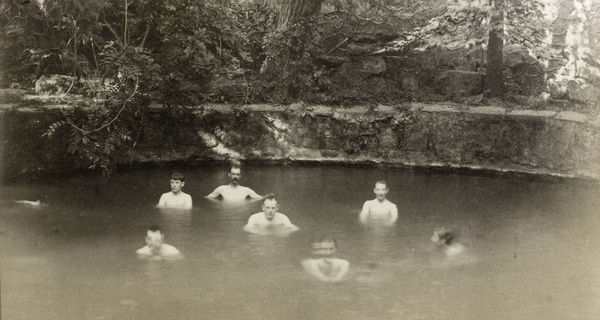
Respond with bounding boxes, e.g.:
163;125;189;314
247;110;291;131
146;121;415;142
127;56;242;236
4;0;597;177
18;0;266;177
377;0;559;65
260;16;327;104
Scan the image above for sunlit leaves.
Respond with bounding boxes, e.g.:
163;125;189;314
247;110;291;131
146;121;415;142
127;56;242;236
379;0;552;61
42;120;67;138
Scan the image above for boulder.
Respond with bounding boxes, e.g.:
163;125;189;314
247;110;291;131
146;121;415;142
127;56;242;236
402;77;419;91
504;45;538;67
568;79;599;103
362;57;386;74
436;70;483;97
576;64;600;84
333;57;386;82
548;79;568;99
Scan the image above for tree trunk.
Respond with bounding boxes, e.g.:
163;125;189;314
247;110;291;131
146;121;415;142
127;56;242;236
261;0;323;76
485;0;506;97
275;0;322;30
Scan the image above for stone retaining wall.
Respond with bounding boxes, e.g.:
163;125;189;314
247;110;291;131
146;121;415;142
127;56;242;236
2;103;599;181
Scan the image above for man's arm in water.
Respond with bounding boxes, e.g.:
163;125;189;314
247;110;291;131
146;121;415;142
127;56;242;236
301;259;329;282
243;214;259;232
278;214;299;231
157;193;168;207
359;201;371;224
245;187;263;200
205;186;223;199
388;203;398;224
182;194;193;209
329;259;350;282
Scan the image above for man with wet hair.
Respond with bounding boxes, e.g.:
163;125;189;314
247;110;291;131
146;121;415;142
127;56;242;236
301;236;349;282
243;194;299;235
359;180;398;225
136;225;182;259
431;228;465;257
205;162;263;202
157;172;193;209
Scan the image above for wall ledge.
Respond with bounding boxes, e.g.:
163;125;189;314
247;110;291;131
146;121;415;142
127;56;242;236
2;102;597;126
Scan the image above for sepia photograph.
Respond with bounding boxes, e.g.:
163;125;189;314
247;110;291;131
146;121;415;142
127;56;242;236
1;0;599;319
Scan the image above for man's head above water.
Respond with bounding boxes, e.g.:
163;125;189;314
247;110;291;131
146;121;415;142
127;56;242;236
228;164;242;185
373;180;389;201
171;172;185;182
261;193;279;220
169;172;185;193
145;225;165;253
205;160;262;201
310;236;338;258
137;224;182;259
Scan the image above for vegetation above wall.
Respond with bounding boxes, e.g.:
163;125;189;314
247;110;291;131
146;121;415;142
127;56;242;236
2;0;598;178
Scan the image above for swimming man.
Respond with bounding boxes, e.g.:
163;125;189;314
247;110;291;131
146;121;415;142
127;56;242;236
243;194;299;235
431;228;465;257
301;237;349;282
157;172;193;209
205;164;263;202
359;180;398;225
136;225;182;259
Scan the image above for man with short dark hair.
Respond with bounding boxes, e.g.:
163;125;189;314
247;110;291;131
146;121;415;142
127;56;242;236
136;225;182;259
359;180;398;225
157;172;192;209
302;236;349;282
243;194;299;235
205;164;262;201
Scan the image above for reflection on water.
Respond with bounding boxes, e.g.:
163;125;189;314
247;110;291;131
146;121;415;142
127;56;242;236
1;166;600;320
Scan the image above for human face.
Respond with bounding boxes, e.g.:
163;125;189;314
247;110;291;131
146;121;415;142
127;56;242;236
170;179;184;193
229;168;242;185
146;231;164;253
311;241;337;258
262;198;279;220
373;183;388;201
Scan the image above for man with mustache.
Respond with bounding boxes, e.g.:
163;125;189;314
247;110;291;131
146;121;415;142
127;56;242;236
205;163;263;202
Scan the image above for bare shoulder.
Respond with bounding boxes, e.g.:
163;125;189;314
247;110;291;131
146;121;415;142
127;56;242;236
247;212;260;222
207;185;225;197
335;258;349;267
136;246;151;256
161;244;182;257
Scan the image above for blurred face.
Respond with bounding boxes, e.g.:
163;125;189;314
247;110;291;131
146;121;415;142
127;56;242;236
311;241;337;258
170;179;184;193
431;230;441;244
373;183;388;201
145;231;164;253
262;198;279;220
229;168;242;185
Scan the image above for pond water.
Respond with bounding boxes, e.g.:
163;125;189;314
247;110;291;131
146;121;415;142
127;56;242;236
1;165;599;320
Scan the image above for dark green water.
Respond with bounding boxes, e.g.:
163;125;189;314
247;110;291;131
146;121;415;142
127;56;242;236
1;165;599;320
